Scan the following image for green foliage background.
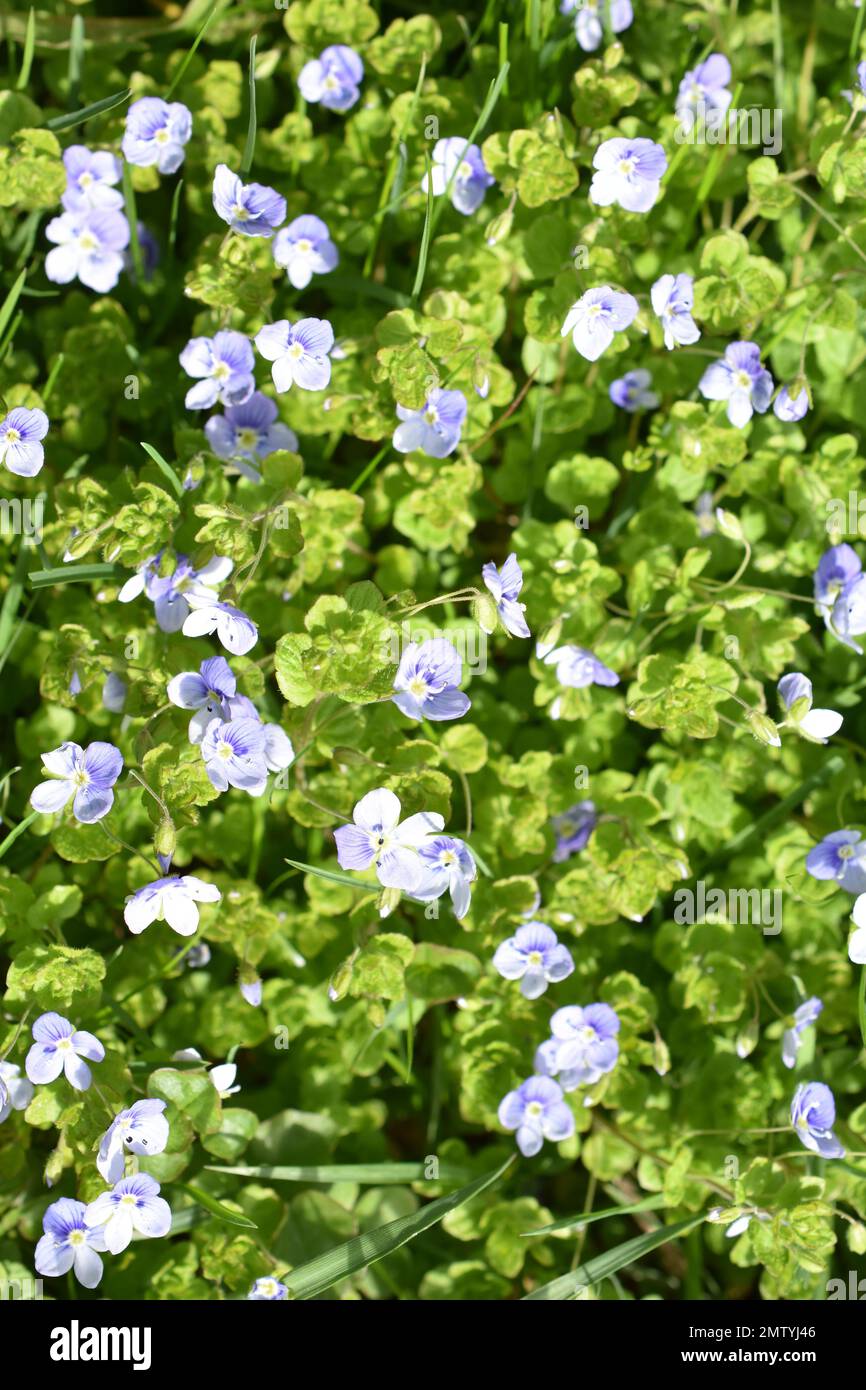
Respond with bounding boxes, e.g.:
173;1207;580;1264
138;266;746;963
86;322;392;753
0;0;865;1301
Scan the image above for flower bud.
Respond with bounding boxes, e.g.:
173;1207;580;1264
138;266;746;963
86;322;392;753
746;711;781;747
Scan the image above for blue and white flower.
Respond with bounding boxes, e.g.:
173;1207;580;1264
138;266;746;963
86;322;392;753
334;788;444;893
498;1076;575;1157
35;1198;107;1289
85;1173;171;1254
96;1100;170;1184
124;875;221;938
493;923;574;998
30;741;123;823
25;1013;105;1092
482;553;530;638
790;1082;844;1159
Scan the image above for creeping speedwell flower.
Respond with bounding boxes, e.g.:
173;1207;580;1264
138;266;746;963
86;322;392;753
179;331;255;410
117;551;233;633
30;741;123;823
542;1003;621;1089
0;1060;33;1123
205;392;298;479
26;1012;105;1092
255;318;334;393
782;997;823;1069
393;389;468;457
96;1100;169;1184
61;146;123;211
212;164;286;237
806;829;866;894
561;286;639;361
651;273;700;350
498;1076;575;1157
541;644;620;689
551;801;598;861
561;0;633;53
272;215;339;288
298;46;364;111
36;1199;108;1290
392;638;471;722
774;383;810;422
699;341;774;428
493;923;575;999
182;595;259;655
412;836;478;920
124;876;222;937
85;1173;171;1255
421;138;495;215
610;368;659;412
122;97;192;173
334;788;445;894
0;406;48;477
45;209;129;293
790;1082;844;1158
167;655;237;743
675;54;733;128
777;672;842;744
201;718;269;795
589;137;667;213
249;1277;289;1300
482;553;530;638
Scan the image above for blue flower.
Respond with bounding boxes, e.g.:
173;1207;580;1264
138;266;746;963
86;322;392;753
122;97;192;173
590;137;667;213
44;208;129;293
201;718;269;795
334;787;444;893
393;388;467;457
179;331;255;410
493;922;575;998
541;643;620;689
298;46;364;111
541;1003;621;1089
205;392;298;479
422;138;495;215
498;1076;575;1157
167;655;237;742
651;273;700;349
0;406;48;477
85;1173;171;1255
561;286;639;361
806;829;866;894
102;672;128;712
249;1276;289;1300
255;317;334;392
774;383;809;421
35;1198;107;1289
182;595;259;655
61;145;123;211
562;0;633;53
273;214;338;288
676;53;732;127
117;551;234;633
30;741;123;823
393;638;471;722
96;1099;169;1184
551;801;598;861
412;836;477;920
25;1012;104;1091
0;1060;32;1123
782;997;823;1070
212;164;286;237
813;545;866;651
482;553;530;638
610;368;659;412
699;340;774;428
790;1082;844;1159
240;976;263;1007
123;875;221;937
777;672;842;744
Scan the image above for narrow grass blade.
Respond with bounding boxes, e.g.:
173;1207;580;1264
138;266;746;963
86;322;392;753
165;0;228;100
68;14;85;109
0;544;30;657
411;149;434;303
283;857;378;894
284;1156;513;1299
15;8;36;91
0;268;28;347
47;89;131;133
178;1181;257;1229
167;178;184;261
28;563;118;589
204;1162;476;1184
521;1192;667;1237
122;163;143;283
522;1214;704;1299
240;35;257;177
0;810;40;862
140;441;184;498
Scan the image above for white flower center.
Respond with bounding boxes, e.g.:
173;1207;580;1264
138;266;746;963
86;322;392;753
288;342;304;360
258;1279;277;1297
295;238;312;255
217;742;234;761
57;1037;73;1052
839;845;854;860
408;676;429;698
458;160;473;180
424;407;439;424
587;302;603;318
231;202;248;220
155;128;170;145
212;361;230;381
78;232;98;252
526;1101;543;1118
527;950;543;966
734;370;752;390
617;158;636;176
73;769;90;788
79;171;93;188
120;1194;138;1207
237;428;259;450
4;428;20;444
324;75;339;90
68;1229;86;1247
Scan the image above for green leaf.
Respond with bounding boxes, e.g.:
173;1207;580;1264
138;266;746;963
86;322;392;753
178;1182;258;1230
522;1215;704;1299
521;1193;668;1236
204;1162;475;1184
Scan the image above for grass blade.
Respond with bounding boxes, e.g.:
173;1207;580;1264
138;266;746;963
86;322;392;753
165;0;228;101
522;1214;704;1299
178;1181;257;1230
15;8;36;91
0;810;40;862
204;1161;476;1184
521;1192;667;1237
283;1156;514;1299
283;857;378;894
47;89;131;133
67;14;85;109
411;149;434;303
28;563;119;589
122;162;143;283
0;268;28;348
0;543;31;658
140;441;184;498
240;35;257;177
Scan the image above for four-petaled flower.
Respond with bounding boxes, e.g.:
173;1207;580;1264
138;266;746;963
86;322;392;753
551;801;598;862
610;368;659;412
392;638;471;722
201;717;269;795
539;1003;621;1090
805;829;866;895
651;273;700;350
393;389;467;457
675;54;733;129
541;643;620;689
790;1082;844;1159
205;392;298;480
255;318;334;393
212;164;286;237
61;146;123;212
45;209;130;293
774;383;809;421
589;137;667;213
482;553;530;638
118;551;233;633
498;1076;575;1157
699;341;774;428
272;215;339;288
561;286;639;361
123;97;192;174
35;1198;108;1289
422;138;495;215
124;875;221;937
97;1100;170;1184
248;1276;289;1300
298;46;364;111
412;836;478;920
182;596;259;655
777;672;842;744
30;741;123;823
85;1173;172;1254
26;1012;105;1092
334;787;444;893
493;923;575;999
0;406;48;477
167;655;237;743
813;544;866;653
179;331;255;410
